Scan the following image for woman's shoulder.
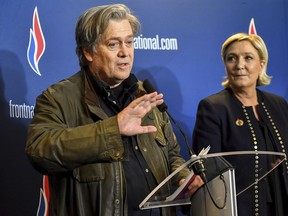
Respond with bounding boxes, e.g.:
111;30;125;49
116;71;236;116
202;88;233;104
196;89;237;113
258;89;288;109
258;89;287;103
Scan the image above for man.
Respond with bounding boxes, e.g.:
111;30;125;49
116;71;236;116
25;4;201;215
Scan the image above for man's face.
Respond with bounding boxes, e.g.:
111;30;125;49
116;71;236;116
84;19;134;87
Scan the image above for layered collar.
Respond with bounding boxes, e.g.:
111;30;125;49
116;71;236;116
83;68;139;108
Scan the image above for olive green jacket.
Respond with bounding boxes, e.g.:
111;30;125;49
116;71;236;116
25;70;189;216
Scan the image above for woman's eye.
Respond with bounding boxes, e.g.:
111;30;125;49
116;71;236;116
226;56;236;62
245;56;253;60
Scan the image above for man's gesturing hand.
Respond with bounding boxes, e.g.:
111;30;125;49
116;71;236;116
117;92;164;136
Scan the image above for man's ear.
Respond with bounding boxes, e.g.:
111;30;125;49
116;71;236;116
82;49;93;62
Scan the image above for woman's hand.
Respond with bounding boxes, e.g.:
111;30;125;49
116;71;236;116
178;175;204;197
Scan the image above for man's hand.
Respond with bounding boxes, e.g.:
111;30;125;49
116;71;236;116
117;92;164;136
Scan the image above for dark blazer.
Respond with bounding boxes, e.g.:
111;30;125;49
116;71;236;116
192;88;288;216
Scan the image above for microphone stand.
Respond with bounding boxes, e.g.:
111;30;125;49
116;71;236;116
165;110;207;182
164;110;209;216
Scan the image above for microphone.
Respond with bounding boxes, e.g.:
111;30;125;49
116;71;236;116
143;80;229;211
143;79;192;155
142;79;206;180
143;79;168;112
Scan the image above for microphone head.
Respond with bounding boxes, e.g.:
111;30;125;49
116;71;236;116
143;79;168;112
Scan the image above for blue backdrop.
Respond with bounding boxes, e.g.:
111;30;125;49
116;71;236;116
1;0;287;215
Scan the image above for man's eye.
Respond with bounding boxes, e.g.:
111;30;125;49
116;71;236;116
108;41;120;49
125;40;133;47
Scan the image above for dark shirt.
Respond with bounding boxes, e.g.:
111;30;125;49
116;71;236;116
258;116;288;216
89;71;161;215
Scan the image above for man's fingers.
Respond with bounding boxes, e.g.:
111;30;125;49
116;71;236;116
139;126;157;134
117;92;164;136
131;92;164;108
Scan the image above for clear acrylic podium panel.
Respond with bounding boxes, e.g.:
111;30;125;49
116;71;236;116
139;151;286;211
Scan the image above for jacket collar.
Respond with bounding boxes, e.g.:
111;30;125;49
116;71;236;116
83;68;142;118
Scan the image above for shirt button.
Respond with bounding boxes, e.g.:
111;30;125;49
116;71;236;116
135;146;138;150
145;168;149;173
143;147;147;152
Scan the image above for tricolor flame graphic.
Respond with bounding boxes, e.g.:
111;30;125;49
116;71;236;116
37;176;50;216
249;18;257;35
27;7;46;76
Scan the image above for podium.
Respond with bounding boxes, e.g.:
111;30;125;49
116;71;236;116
139;151;287;215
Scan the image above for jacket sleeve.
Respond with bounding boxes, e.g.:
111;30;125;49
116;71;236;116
192;98;223;154
25;89;124;175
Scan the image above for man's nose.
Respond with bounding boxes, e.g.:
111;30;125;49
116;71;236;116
118;43;129;57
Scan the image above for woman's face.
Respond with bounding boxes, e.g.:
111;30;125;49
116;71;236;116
224;40;265;91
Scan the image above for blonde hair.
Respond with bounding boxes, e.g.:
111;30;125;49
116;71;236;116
221;33;272;87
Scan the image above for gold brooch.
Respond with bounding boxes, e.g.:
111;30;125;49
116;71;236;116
235;118;244;126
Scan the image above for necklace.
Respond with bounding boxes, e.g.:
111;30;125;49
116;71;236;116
241;101;288;215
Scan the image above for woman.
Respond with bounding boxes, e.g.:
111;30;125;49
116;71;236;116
192;33;288;216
